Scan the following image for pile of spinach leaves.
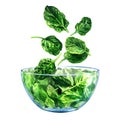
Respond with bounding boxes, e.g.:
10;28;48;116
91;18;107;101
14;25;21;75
23;5;95;109
22;67;98;109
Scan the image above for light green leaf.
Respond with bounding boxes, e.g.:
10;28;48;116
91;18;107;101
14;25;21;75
22;72;35;93
45;97;55;108
75;71;83;85
32;83;48;101
59;90;80;107
47;85;58;98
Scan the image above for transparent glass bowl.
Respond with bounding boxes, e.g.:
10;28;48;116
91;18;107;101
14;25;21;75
21;66;99;112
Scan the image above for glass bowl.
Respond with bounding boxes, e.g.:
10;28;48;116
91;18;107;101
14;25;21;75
21;66;99;112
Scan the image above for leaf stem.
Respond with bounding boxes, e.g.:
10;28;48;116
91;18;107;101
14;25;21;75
64;28;69;33
70;31;77;36
54;53;62;62
31;36;44;39
57;58;66;66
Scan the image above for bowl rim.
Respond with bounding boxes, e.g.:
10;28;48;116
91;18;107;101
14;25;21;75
21;66;100;76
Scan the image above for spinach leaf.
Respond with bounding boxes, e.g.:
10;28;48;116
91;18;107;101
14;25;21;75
32;82;56;108
55;67;74;86
65;37;87;54
41;35;62;56
64;48;89;63
59;91;80;108
52;76;71;87
32;82;48;101
31;35;62;56
34;58;56;79
71;17;92;36
45;97;55;108
47;85;58;98
44;5;69;32
22;71;35;94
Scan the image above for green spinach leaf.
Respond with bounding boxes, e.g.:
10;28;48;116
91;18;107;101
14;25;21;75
44;5;69;32
59;91;80;108
31;35;62;56
22;70;35;94
32;82;48;101
41;35;62;55
34;58;56;79
64;48;89;63
55;68;74;86
71;17;92;36
47;85;58;98
52;76;72;87
45;97;55;108
65;37;87;54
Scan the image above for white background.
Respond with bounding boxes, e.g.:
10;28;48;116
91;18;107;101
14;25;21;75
0;0;120;119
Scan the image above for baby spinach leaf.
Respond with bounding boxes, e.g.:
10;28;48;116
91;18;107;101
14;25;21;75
37;78;49;86
47;85;58;98
64;48;89;63
55;68;74;86
59;90;80;108
41;35;62;56
22;71;35;94
34;58;56;79
44;5;69;32
65;37;87;54
52;76;71;87
71;17;92;36
31;35;62;56
74;71;83;85
32;83;48;101
70;101;85;108
45;97;55;108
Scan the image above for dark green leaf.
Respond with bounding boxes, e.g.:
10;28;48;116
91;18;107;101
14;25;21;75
52;76;71;87
44;5;69;32
34;58;56;79
72;17;92;36
41;35;62;56
65;37;87;54
55;68;74;85
64;48;89;63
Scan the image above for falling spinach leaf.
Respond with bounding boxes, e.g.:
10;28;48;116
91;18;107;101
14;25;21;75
58;37;90;65
31;35;62;56
44;5;69;32
64;48;89;63
65;37;87;54
71;17;92;36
